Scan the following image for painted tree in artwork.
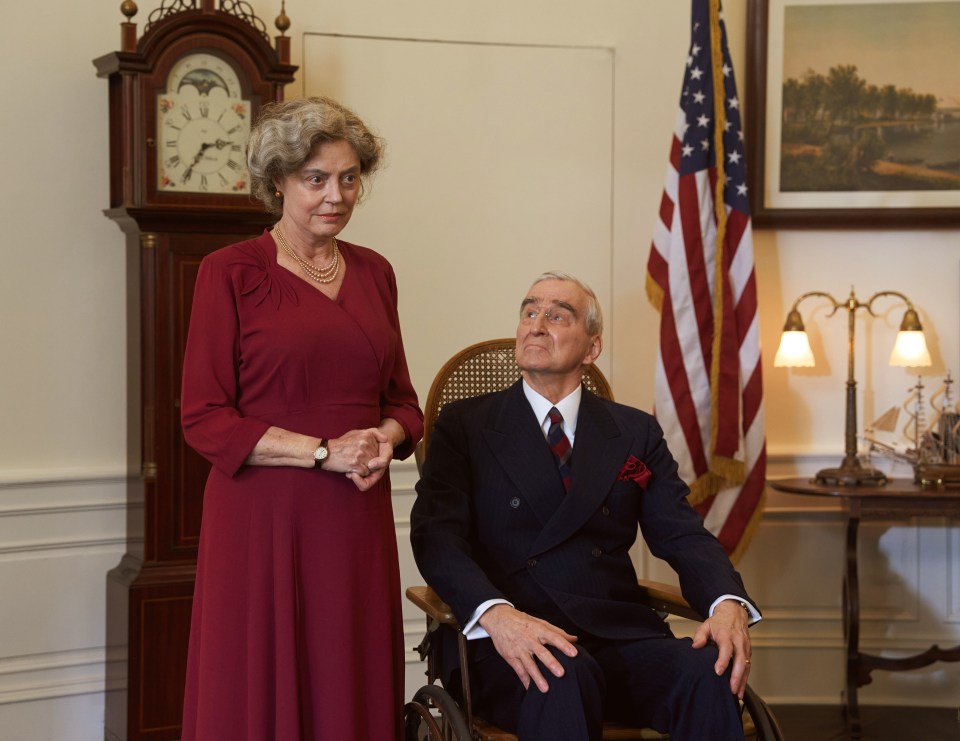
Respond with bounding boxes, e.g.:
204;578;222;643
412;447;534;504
780;65;951;192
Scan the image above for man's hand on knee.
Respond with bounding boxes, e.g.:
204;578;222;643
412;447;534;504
691;599;752;699
477;604;579;693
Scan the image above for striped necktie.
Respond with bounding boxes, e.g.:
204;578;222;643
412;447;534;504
547;407;572;491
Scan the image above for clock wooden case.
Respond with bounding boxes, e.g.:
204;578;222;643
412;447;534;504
94;2;296;739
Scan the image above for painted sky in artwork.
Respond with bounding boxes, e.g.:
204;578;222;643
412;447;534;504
782;1;960;107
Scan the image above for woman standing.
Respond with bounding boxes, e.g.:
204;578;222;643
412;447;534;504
180;96;423;740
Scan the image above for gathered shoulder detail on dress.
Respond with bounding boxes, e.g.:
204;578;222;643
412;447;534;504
222;231;299;310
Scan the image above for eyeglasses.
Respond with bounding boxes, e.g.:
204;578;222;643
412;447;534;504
519;304;576;327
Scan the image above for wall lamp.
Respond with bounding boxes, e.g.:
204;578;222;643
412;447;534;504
774;288;932;486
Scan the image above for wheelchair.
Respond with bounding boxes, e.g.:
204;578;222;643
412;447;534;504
404;339;784;740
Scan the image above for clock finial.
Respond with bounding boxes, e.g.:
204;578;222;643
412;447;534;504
275;1;291;36
119;0;139;51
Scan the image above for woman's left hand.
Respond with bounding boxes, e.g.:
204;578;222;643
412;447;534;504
340;418;405;491
325;428;390;477
346;430;394;491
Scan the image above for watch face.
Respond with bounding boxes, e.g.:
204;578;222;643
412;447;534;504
157;52;252;195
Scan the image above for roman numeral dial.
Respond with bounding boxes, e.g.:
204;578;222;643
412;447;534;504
156;53;251;195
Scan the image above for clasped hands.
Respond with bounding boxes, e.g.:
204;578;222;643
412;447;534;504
324;427;394;491
248;420;403;489
478;598;752;698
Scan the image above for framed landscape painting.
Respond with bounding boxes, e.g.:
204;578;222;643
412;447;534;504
746;0;960;227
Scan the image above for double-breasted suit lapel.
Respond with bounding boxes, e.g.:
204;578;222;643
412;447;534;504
482;382;566;526
482;382;633;557
531;390;632;556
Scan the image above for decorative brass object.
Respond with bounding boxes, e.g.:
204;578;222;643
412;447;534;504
774;288;932;486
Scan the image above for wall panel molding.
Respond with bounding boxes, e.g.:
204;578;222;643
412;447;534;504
0;536;133;559
0;472;132;561
0;468;130;488
0;647;125;706
949;526;960;622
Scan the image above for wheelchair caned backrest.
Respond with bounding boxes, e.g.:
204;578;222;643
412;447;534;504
417;338;614;466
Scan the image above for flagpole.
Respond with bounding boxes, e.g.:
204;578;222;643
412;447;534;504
708;0;735;480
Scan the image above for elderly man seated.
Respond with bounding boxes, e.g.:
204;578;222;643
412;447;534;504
410;271;760;741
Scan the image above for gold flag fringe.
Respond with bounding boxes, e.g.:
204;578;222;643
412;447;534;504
646;271;665;313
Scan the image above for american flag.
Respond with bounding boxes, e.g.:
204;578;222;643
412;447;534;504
646;0;766;561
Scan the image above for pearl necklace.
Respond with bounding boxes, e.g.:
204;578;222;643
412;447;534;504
273;225;341;284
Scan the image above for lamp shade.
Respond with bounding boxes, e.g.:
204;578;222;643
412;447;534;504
774;330;815;367
888;307;932;367
889;330;931;367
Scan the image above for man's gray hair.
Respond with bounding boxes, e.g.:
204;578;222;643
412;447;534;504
532;271;603;336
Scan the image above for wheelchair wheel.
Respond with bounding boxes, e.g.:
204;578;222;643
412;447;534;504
404;684;472;741
742;684;785;741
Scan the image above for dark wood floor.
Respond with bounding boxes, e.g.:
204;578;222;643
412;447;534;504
770;705;960;740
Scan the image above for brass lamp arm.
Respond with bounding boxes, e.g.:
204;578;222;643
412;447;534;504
788;290;841;320
788;288;919;486
863;290;917;319
788;289;916;323
781;291;841;331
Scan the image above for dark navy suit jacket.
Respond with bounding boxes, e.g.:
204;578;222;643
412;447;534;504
410;381;756;644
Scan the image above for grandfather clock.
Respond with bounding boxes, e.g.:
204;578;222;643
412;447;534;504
94;2;297;739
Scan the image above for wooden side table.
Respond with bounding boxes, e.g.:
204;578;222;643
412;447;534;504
768;477;960;739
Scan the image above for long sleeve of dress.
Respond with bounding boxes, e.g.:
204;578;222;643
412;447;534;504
376;263;423;461
181;253;271;477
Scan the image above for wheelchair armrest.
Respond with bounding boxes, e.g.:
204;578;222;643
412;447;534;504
636;579;702;621
406;585;460;627
408;582;703;626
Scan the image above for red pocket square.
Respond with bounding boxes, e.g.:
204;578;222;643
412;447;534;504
617;455;652;489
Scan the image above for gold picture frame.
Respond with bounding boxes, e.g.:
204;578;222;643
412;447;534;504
746;0;960;227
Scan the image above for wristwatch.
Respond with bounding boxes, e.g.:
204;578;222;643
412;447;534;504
313;439;329;468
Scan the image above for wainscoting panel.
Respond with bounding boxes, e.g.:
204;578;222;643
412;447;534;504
0;471;129;741
2;464;958;740
948;524;960;623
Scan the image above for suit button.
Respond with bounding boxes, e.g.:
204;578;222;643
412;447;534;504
591;548;602;558
601;506;610;516
527;559;537;568
510;497;521;509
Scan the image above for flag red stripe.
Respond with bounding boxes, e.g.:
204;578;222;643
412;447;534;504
741;363;763;432
714;449;767;553
678;176;715;374
660;292;710;476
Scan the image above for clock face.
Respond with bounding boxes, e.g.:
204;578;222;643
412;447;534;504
157;52;252;195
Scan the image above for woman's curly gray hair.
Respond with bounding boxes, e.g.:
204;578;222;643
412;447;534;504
247;96;385;216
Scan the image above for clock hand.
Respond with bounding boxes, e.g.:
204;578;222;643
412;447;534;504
190;141;213;165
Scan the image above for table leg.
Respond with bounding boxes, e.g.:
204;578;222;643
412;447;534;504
842;513;862;739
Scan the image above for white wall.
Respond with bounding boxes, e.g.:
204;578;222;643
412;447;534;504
0;1;957;738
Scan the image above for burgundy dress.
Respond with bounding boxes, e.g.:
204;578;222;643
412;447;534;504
180;230;423;741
